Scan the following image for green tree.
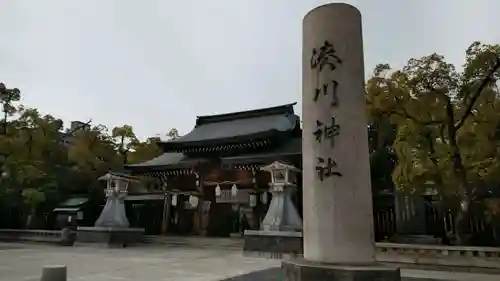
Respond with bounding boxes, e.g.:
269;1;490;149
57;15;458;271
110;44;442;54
68;124;120;190
0;83;21;135
112;125;138;164
128;136;162;164
0;82;22;195
0;82;180;229
366;42;500;244
166;128;180;140
0;107;69;227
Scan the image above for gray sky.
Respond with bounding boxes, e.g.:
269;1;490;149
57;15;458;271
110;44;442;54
1;0;499;140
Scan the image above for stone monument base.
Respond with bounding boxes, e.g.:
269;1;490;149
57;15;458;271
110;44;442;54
77;226;144;248
243;230;302;259
282;259;401;281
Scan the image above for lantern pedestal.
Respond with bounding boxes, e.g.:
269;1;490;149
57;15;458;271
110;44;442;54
262;185;302;231
76;226;144;248
243;184;302;258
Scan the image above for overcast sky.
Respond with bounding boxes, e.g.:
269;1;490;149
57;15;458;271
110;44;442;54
1;0;499;139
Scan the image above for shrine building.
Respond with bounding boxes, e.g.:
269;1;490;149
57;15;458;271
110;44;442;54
123;103;394;238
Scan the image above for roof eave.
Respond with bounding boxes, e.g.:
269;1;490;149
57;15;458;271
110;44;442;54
158;129;293;153
195;102;296;126
124;159;209;174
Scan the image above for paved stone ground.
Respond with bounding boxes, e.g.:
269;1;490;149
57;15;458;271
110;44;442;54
0;242;498;281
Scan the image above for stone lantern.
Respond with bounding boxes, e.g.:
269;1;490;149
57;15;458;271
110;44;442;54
77;172;144;247
243;161;303;257
94;174;130;228
260;161;302;231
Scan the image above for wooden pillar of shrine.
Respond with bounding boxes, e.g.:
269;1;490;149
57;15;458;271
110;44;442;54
161;193;172;235
191;171;208;236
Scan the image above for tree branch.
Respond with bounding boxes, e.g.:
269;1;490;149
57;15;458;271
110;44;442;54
388;110;443;125
423;130;445;187
455;57;500;130
389;96;444;125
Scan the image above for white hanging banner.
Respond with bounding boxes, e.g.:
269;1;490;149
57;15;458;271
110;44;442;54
215;189;250;204
215;185;221;197
189;195;199;207
172;194;178;206
231;184;238;197
249;194;257;207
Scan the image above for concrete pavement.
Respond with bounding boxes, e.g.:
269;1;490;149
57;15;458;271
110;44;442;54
0;243;498;281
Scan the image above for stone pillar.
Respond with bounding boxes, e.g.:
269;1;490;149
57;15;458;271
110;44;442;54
302;3;374;264
282;4;401;280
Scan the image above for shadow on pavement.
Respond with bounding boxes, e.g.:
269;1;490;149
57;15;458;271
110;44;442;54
220;267;280;281
218;267;444;281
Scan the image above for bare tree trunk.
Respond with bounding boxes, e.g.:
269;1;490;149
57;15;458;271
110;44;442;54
442;94;471;245
122;152;128;165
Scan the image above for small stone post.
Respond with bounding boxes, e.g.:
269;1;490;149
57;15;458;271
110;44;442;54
40;265;66;281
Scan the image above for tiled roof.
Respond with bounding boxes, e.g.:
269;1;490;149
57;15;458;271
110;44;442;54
159;103;299;152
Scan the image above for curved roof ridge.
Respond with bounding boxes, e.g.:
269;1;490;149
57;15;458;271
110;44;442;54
195;102;297;127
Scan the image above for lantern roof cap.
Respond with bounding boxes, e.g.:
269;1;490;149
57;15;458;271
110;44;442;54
260;161;300;173
98;171;140;182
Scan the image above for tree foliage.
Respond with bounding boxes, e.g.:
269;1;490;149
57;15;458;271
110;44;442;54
111;125;138;164
68;124;119;190
0;83;175;228
367;41;500;242
128;136;162;164
0;82;21;134
166;128;180;140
